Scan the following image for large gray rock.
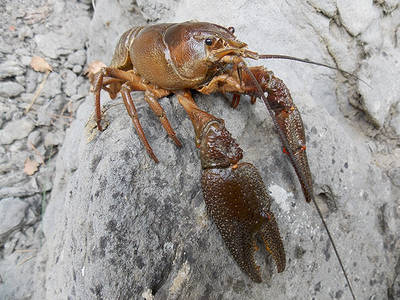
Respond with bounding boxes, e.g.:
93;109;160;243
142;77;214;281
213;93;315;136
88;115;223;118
35;1;400;299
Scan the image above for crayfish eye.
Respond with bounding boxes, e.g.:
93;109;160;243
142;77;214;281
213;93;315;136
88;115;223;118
205;38;213;46
228;26;235;34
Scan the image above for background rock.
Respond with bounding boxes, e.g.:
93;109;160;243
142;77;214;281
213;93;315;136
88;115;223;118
0;81;25;98
33;1;400;300
0;198;29;239
0;61;25;80
0;0;92;299
0;118;34;145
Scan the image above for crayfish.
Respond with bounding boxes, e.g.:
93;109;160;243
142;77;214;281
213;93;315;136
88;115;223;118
92;21;315;283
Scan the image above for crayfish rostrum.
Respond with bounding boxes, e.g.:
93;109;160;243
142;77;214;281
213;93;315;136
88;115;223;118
92;21;315;283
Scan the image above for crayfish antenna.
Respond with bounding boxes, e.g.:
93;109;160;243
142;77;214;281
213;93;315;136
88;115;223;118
240;62;357;300
256;53;370;88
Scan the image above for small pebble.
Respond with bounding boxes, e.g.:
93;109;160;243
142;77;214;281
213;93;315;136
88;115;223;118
27;130;42;147
0;118;35;144
44;131;64;148
0;198;28;236
68;50;86;66
18;26;33;40
0;61;24;79
72;65;82;74
0;81;24;98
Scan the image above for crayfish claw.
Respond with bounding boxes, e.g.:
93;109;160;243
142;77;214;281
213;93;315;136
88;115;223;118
178;91;285;282
275;105;314;202
201;163;286;282
259;211;286;273
230;66;315;202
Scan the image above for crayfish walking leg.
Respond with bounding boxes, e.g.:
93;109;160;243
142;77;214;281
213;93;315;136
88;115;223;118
93;68;181;162
176;90;285;283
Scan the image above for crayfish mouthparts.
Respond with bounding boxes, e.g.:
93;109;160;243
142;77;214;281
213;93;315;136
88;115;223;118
180;97;286;282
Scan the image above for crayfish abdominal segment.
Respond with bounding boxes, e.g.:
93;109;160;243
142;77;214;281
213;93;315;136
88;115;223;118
93;21;315;281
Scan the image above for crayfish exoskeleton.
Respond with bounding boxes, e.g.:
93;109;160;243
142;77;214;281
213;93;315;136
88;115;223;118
92;21;315;282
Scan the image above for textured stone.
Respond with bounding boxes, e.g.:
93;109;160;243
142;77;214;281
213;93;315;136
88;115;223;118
18;26;34;40
67;50;86;66
358;50;400;127
27;130;42;147
35;17;90;58
0;177;39;199
388;167;400;187
0;198;28;237
390;102;400;136
32;1;400;300
336;0;380;36
72;65;82;74
0;2;93;300
44;131;64;148
34;32;61;59
62;69;79;97
0;118;35;145
137;0;177;21
0;61;24;80
0;81;24;98
40;72;62;99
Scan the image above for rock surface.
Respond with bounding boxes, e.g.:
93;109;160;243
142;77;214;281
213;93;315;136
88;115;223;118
0;0;399;300
0;198;29;238
0;0;92;299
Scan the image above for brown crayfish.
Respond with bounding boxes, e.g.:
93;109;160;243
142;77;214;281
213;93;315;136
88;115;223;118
93;21;315;283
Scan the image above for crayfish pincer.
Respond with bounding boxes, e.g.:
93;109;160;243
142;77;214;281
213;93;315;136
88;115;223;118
93;21;314;282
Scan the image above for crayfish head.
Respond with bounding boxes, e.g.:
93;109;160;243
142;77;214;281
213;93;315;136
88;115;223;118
164;22;248;82
195;25;248;63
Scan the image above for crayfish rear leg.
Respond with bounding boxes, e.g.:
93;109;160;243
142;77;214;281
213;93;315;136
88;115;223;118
120;83;159;162
93;67;137;131
176;90;285;282
93;67;182;162
144;91;182;148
